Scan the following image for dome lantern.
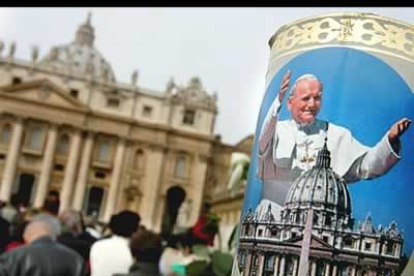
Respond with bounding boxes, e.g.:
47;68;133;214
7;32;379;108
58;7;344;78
39;12;116;83
75;12;95;47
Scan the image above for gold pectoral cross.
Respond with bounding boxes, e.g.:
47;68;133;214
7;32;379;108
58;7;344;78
299;140;315;166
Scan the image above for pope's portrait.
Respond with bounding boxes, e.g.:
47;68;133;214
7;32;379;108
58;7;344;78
254;70;411;218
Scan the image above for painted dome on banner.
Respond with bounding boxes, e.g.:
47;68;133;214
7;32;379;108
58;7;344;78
284;141;352;218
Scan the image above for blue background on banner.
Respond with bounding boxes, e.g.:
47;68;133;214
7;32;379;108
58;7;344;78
243;47;414;255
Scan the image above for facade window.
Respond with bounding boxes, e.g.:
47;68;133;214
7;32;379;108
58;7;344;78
386;242;395;255
257;229;263;237
54;164;64;171
344;237;354;248
95;171;106;179
134;149;145;170
174;154;188;178
0;124;12;145
365;242;372;251
142;105;153;117
315;261;325;276
97;139;111;163
286;258;294;274
295;212;300;223
12;77;22;85
325;214;332;226
56;134;69;155
182;109;195;125
107;97;120;108
70;89;79;98
27;126;43;151
338;266;351;276
313;213;319;225
265;255;275;270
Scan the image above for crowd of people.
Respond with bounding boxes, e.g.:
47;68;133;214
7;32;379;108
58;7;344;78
0;193;233;276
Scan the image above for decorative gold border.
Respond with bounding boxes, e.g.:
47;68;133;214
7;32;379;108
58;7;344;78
269;13;414;63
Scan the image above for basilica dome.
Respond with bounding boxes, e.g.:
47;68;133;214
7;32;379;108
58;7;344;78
283;140;352;227
39;13;116;82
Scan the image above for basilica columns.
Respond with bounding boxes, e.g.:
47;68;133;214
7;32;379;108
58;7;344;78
0;119;23;202
243;254;252;276
141;147;164;229
103;138;126;221
324;263;331;276
257;255;265;276
34;124;58;208
72;132;94;211
332;264;337;276
59;129;82;212
310;261;317;276
292;258;298;276
273;256;280;276
278;255;286;276
189;154;208;225
351;266;356;276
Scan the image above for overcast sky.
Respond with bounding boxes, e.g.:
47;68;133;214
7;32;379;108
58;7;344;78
0;8;413;144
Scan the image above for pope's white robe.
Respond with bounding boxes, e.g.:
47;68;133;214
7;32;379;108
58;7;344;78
255;97;401;219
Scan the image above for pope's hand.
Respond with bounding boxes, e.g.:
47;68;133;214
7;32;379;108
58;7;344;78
388;118;411;152
278;70;291;102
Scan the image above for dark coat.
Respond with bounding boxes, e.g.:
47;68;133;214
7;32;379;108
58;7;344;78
113;262;161;276
57;231;96;261
0;236;86;276
0;217;10;253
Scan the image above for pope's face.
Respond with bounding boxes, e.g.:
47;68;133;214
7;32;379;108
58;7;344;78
287;78;322;124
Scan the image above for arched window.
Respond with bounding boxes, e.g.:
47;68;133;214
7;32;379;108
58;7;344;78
174;154;187;178
28;126;43;150
97;139;111;162
0;124;12;145
134;149;145;170
56;134;69;155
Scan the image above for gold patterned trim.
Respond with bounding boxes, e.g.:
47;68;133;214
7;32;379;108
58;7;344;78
269;13;414;63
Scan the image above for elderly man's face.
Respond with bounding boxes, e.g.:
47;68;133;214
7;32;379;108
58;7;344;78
287;78;322;124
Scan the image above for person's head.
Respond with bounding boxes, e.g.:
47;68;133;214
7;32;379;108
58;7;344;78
59;209;84;235
130;228;162;263
31;213;62;239
287;74;323;124
201;203;211;215
42;190;60;216
173;232;194;256
109;210;140;238
10;194;23;209
23;220;52;244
